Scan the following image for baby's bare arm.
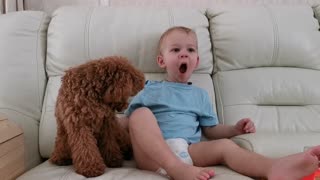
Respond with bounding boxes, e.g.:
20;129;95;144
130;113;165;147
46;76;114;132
202;124;239;140
202;118;256;140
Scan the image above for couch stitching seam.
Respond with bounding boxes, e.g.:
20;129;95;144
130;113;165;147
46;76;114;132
214;73;224;124
208;12;223;124
276;106;281;131
0;107;37;121
36;13;46;115
169;8;174;27
85;7;94;60
86;8;96;59
223;104;318;107
265;5;279;66
39;78;49;139
311;2;320;25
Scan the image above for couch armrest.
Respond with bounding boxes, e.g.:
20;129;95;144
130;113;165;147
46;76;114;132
232;132;320;158
0;113;25;180
0;10;50;171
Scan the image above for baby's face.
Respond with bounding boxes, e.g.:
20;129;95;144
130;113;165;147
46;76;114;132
157;30;199;83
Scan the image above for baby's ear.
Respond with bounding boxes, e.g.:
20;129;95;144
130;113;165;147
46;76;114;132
157;55;166;68
195;56;200;68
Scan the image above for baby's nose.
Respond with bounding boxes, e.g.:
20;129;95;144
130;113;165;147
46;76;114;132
179;53;188;58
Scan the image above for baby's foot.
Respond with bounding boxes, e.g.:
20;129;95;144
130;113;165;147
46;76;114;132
170;163;214;180
195;168;215;180
268;145;320;180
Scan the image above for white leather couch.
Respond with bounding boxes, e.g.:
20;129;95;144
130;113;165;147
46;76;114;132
1;1;320;180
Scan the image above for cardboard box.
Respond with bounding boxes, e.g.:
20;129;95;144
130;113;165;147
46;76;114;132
0;113;25;180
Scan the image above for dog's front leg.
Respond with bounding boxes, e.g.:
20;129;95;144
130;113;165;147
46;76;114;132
50;122;72;165
67;126;106;177
99;123;124;167
115;116;133;160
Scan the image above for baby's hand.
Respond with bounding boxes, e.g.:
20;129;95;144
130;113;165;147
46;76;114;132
234;118;256;135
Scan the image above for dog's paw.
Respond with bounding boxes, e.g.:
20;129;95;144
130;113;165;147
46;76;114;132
50;156;72;166
122;145;133;160
105;156;123;167
123;149;133;160
107;161;123;168
76;162;106;177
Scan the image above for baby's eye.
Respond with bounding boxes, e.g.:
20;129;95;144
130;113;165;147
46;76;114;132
171;48;180;52
188;48;196;52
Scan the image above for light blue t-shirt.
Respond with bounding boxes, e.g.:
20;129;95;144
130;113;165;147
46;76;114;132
125;80;218;144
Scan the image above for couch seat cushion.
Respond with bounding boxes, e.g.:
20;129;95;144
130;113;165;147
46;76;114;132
17;160;253;180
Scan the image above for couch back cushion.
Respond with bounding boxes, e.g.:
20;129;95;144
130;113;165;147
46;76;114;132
0;11;50;170
40;6;215;158
208;5;320;132
46;7;212;76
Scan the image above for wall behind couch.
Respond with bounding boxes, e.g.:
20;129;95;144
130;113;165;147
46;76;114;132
4;0;319;15
1;0;23;13
0;0;3;14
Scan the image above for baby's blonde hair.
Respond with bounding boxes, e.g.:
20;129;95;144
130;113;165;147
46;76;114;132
158;26;198;54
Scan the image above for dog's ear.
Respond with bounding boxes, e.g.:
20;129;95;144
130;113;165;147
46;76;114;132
103;88;113;103
103;94;111;103
103;85;128;103
130;70;145;95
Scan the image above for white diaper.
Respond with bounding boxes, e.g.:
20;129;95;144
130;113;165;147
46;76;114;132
166;138;193;165
156;138;193;178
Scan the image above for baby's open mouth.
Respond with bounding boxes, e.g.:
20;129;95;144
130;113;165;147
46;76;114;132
179;63;187;73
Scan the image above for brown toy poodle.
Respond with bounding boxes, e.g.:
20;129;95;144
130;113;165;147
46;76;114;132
50;56;145;177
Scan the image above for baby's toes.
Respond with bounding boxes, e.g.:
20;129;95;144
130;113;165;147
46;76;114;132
196;169;215;180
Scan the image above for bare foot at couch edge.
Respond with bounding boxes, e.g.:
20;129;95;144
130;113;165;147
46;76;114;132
268;145;320;180
169;163;214;180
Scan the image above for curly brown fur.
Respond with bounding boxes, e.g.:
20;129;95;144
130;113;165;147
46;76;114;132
49;56;145;177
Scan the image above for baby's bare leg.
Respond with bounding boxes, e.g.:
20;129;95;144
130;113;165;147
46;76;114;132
268;145;320;180
129;107;214;180
189;139;272;178
189;139;320;180
117;115;129;130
